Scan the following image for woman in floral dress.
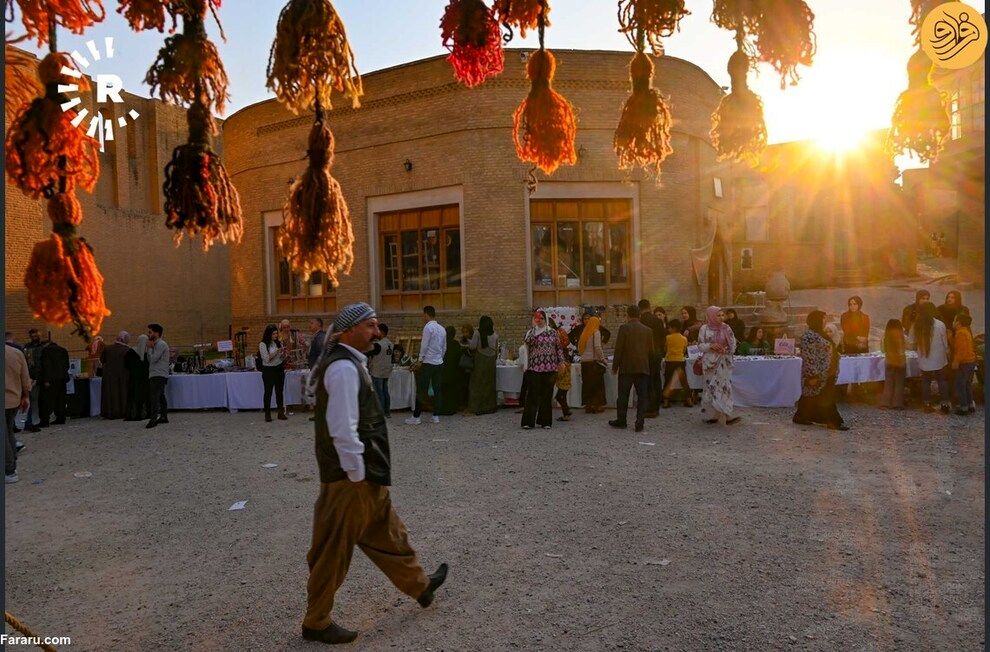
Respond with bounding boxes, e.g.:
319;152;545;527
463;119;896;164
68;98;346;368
697;306;740;425
793;310;848;430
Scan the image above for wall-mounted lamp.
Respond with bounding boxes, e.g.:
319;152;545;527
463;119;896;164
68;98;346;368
403;159;413;172
577;145;587;161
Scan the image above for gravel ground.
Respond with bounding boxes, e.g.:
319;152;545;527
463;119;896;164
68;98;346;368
4;401;984;651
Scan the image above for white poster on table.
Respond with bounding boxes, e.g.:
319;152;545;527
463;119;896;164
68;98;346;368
541;307;582;333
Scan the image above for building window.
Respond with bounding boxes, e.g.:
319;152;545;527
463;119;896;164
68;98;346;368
379;204;461;312
744;206;770;242
270;226;337;315
530;199;632;306
950;91;962;140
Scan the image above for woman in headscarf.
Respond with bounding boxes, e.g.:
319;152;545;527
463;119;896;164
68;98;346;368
793;311;848;430
124;334;150;421
839;296;870;354
578;312;607;414
436;326;465;416
680;306;701;344
724;309;746;352
908;302;951;413
522;310;564;429
100;331;132;419
697;306;740;425
467;316;499;415
936;290;967;328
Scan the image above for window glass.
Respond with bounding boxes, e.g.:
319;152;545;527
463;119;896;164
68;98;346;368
401;230;420;291
382;234;399;291
608;223;628;284
745;206;770;242
582;222;606;287
421;228;441;290
532;224;553;287
444;228;461;287
556;222;580;287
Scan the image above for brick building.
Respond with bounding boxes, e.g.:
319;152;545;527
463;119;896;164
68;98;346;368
729;131;916;291
223;49;733;346
4;51;232;354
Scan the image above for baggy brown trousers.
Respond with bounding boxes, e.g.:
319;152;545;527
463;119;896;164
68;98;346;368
303;479;430;630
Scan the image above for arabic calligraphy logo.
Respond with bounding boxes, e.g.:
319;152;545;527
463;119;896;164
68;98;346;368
921;2;987;70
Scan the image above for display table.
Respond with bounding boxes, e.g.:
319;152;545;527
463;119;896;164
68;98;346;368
89;373;235;416
388;368;417;410
496;364;627;408
686;355;803;408
835;352;920;384
225;369;307;411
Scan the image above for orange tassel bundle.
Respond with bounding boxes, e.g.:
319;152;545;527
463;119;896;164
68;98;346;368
617;0;689;55
266;0;363;114
277;113;354;285
750;0;815;88
162;100;243;249
4;43;42;123
513;48;576;174
910;0;940;44
116;0;178;32
613;52;673;178
24;232;110;341
6;52;99;199
145;0;229;119
710;49;767;164
494;0;548;40
47;189;83;226
711;0;760;34
8;0;105;46
887;49;949;163
440;0;505;87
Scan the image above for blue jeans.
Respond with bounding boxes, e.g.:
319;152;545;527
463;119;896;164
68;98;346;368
921;367;949;406
372;377;390;415
955;363;975;409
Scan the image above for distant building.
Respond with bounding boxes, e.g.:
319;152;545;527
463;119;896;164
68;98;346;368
903;47;985;285
728;132;915;292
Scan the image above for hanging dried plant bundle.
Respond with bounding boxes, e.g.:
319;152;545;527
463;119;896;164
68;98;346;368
710;0;760;35
47;189;83;225
145;1;229;119
162;100;243;249
909;0;941;44
751;0;815;88
494;0;548;40
617;0;689;55
25;233;109;341
5;52;99;199
512;48;576;174
9;0;105;46
440;0;505;87
277;113;354;284
710;49;767;164
116;0;178;32
888;49;949;163
266;0;363;114
4;43;43;123
614;52;673;177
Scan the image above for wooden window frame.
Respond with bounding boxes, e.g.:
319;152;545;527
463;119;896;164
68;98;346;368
270;225;337;316
529;199;633;306
378;204;461;312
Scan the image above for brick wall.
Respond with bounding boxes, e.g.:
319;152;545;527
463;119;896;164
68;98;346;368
4;53;231;355
223;49;729;346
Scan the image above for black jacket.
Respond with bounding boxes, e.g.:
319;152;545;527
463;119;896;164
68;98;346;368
40;343;70;382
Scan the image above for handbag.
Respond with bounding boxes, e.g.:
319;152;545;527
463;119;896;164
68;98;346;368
692;358;703;376
459;352;474;371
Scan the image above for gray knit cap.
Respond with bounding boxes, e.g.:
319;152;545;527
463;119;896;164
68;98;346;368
333;302;376;332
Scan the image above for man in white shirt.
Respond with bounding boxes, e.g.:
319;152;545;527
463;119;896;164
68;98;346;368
303;303;447;645
406;305;447;425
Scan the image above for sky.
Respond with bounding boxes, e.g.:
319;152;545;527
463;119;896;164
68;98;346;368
20;0;987;158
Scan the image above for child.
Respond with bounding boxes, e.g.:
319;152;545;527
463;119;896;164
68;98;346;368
662;319;693;408
880;319;906;409
951;313;977;415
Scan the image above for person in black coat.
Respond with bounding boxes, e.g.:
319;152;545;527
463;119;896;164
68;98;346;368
124;334;151;421
39;341;70;426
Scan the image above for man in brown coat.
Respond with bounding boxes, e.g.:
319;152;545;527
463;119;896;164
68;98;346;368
610;305;655;432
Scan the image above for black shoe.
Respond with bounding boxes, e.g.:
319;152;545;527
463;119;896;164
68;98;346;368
608;420;627;429
38;422;50;428
308;416;316;422
704;419;718;424
302;623;359;645
265;414;273;423
634;422;644;432
11;425;20;434
25;425;40;433
726;416;741;425
52;419;66;425
418;563;449;608
145;420;158;429
827;423;850;431
158;417;169;424
277;411;288;421
939;404;951;414
15;441;25;452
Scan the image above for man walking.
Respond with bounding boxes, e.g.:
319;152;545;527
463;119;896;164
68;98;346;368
406;306;446;425
610;305;655;432
307;317;327;369
303;302;448;645
22;329;44;432
38;338;69;427
5;342;32;483
146;324;170;429
637;299;665;417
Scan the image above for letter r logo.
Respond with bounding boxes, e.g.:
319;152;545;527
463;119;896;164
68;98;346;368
95;74;124;103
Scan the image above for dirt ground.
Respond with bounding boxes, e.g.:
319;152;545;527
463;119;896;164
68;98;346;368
4;398;984;651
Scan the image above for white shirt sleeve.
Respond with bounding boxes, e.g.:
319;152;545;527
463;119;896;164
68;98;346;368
420;325;432;360
323;360;365;482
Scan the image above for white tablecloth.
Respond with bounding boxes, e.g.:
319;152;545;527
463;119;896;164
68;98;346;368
388;368;417;410
225;369;306;411
88;374;231;417
496;364;626;408
836;352;920;384
686;356;803;408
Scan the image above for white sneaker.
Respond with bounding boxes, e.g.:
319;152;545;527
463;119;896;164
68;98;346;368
404;417;421;425
430;415;440;424
5;473;18;484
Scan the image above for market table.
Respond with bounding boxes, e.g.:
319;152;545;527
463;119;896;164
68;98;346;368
388;368;417;410
225;369;307;411
835;351;920;384
88;373;230;416
686;355;803;408
496;364;627;408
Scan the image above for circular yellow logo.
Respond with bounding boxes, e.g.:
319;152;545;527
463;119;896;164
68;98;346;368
921;2;987;69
